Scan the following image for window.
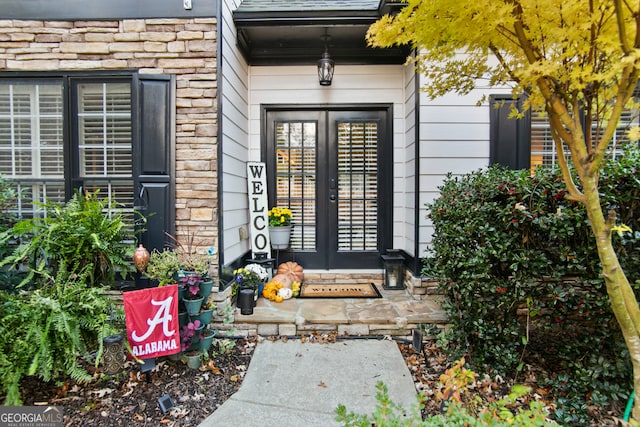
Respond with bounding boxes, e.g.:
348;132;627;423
0;72;175;260
0;77;133;219
490;95;638;170
0;81;65;216
530;108;635;169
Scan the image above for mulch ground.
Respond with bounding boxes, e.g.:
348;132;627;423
20;338;256;426
16;335;621;426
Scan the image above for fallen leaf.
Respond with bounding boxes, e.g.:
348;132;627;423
56;381;69;398
230;375;239;382
91;388;114;398
133;413;144;421
203;360;222;375
318;381;326;388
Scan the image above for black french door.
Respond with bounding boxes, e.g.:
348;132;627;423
264;107;393;269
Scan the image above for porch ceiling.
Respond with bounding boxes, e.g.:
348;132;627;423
232;0;411;66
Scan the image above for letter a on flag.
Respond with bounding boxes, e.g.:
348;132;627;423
123;285;180;358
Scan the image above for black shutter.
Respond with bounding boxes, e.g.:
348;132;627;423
489;95;531;169
132;74;176;255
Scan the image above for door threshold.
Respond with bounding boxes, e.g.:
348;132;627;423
302;269;383;274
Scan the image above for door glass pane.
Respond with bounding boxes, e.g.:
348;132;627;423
337;121;378;251
275;121;317;250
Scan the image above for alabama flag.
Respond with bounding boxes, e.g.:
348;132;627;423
123;285;180;358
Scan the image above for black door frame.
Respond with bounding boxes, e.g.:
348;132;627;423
261;104;394;269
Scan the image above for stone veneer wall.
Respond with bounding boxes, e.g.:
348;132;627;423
0;18;218;267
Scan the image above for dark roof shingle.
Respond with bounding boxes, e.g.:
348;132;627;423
235;0;382;13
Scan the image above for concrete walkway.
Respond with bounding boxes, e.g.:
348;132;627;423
198;338;419;427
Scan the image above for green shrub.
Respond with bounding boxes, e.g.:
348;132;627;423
0;190;137;287
335;381;558;427
426;144;640;424
0;264;115;405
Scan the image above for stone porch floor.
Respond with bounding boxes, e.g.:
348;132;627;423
222;286;448;339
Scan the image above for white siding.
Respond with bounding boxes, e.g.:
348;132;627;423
417;73;511;256
221;0;251;264
397;61;416;257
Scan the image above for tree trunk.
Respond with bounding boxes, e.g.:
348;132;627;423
580;173;640;420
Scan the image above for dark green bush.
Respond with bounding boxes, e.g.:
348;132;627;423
426;144;640;425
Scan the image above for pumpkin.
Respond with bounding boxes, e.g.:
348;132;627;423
270;273;293;289
277;261;304;282
277;287;293;300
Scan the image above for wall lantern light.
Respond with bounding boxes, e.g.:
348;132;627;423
381;250;405;290
317;35;334;86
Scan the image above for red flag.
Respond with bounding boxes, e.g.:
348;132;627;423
123;285;180;358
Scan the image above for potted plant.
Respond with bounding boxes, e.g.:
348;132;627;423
198;276;215;301
199;328;216;352
166;232;213;278
233;267;261;294
145;249;180;287
192;300;215;326
181;274;204;315
267;206;293;249
183;350;203;370
245;263;269;298
179;320;202;351
232;267;262;314
179;319;204;369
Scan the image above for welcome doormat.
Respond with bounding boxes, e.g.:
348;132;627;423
298;283;382;298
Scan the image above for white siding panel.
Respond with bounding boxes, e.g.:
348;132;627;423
422;140;490;158
416;71;506;256
420;157;487;176
221;0;251;264
420;174;449;193
420;122;489;141
396;61;416;256
421;105;487;123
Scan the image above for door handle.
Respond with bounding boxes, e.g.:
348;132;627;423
329;178;336;190
134;184;148;211
329;194;336;202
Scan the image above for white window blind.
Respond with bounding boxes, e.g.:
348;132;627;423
77;82;132;178
0;82;65;216
0;80;134;219
275;121;317;251
337;121;378;251
531;109;636;169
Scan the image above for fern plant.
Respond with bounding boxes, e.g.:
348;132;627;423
0;189;138;287
0;263;114;405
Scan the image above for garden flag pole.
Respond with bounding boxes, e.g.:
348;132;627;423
123;285;180;358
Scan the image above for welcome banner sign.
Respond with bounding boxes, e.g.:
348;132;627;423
123;285;180;358
247;161;271;258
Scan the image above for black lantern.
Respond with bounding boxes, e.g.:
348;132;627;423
381;250;405;290
317;35;334;86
